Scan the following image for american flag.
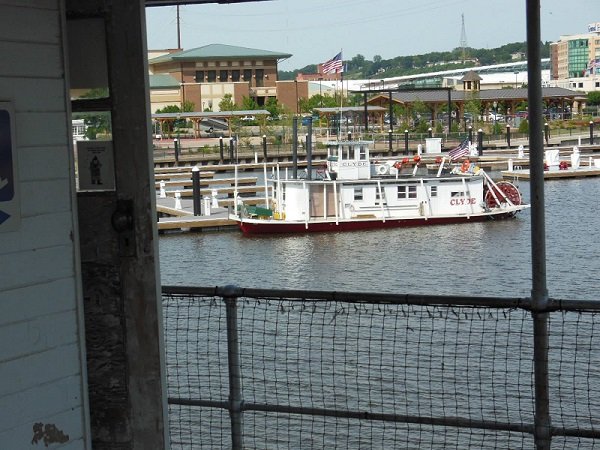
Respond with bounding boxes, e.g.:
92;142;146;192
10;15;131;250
448;138;470;161
322;52;343;74
587;58;600;75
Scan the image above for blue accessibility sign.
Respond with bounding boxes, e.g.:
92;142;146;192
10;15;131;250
0;103;19;230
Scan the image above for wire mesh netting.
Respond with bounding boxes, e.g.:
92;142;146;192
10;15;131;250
163;291;600;449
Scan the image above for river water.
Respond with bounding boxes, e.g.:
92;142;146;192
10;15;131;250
159;176;600;301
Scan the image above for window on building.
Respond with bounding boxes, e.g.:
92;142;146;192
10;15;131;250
255;69;264;87
398;185;417;199
207;70;216;82
353;187;363;201
220;70;228;82
430;185;438;197
195;70;204;82
243;69;252;82
231;70;240;82
579;82;584;88
596;82;600;88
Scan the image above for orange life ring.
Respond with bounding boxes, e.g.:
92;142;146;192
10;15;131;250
402;157;409;164
461;160;471;172
413;155;421;163
393;161;402;170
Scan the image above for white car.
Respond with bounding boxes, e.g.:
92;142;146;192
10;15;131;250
240;115;256;122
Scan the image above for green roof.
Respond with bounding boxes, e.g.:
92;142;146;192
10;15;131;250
149;44;292;64
149;74;180;89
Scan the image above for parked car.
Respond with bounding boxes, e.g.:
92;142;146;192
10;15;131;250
485;112;505;122
240;115;256;122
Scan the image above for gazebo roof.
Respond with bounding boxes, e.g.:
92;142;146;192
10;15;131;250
461;70;483;82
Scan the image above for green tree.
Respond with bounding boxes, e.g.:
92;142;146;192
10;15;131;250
588;92;600;106
218;93;236;111
264;97;283;119
241;96;259;111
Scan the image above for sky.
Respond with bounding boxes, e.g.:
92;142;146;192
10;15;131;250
145;0;598;71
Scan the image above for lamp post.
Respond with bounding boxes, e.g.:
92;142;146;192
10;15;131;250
318;78;323;107
294;80;299;116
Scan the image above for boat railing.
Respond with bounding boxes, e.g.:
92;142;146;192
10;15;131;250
163;284;600;449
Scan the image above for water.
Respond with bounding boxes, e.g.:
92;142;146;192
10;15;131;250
161;177;600;448
159;177;600;301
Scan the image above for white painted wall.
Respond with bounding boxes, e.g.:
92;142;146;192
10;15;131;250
0;2;89;448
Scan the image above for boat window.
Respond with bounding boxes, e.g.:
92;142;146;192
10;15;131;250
430;185;438;197
353;187;363;201
451;191;465;197
398;185;417;199
376;188;386;205
358;145;368;160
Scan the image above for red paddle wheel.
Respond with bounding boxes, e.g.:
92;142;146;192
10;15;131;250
485;181;523;209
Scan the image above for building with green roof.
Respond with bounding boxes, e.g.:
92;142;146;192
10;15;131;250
148;44;293;113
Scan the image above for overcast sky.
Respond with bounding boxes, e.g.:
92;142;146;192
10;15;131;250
145;0;597;71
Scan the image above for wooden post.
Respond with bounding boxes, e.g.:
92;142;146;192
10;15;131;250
75;1;169;448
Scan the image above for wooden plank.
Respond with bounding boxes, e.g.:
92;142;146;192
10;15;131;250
0;278;77;326
0;41;63;78
0;406;85;450
0;77;66;111
158;217;236;230
0;212;75;254
155;176;258;188
501;168;600;180
0;340;81;394
0;310;78;362
166;185;263;197
0;5;60;44
16;112;69;147
0;246;75;292
0;374;83;431
18;146;70;182
20;179;72;217
156;204;192;217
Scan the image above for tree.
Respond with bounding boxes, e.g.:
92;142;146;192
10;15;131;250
219;94;235;111
264;97;283;119
241;96;259;111
588;92;600;106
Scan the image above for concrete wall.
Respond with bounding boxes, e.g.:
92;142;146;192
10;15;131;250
0;1;89;448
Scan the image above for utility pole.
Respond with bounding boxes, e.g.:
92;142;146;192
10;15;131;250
176;5;181;49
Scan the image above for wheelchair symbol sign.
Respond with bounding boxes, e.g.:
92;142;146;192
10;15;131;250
0;102;20;231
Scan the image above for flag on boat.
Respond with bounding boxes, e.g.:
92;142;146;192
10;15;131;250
448;138;470;161
322;52;343;74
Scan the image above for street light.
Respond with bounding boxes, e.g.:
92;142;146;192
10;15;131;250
294;80;299;115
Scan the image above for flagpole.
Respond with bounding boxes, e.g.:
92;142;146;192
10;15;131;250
339;49;343;139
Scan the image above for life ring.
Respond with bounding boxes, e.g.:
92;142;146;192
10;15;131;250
402;157;409;164
393;161;403;170
413;155;421;163
461;160;471;172
435;156;443;164
377;164;388;175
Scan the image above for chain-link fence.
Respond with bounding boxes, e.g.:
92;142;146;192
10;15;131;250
163;285;600;449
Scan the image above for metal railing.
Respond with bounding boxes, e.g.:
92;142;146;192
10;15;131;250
163;285;600;449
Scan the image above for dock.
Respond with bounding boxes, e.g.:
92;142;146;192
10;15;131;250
157;197;238;232
502;166;600;180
